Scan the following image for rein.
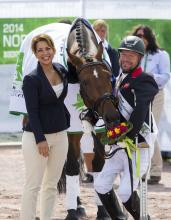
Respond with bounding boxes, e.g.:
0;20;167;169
93;92;117;116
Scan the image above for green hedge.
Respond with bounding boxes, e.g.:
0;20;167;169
104;19;171;57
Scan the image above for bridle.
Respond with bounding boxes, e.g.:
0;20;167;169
77;61;118;123
77;61;110;75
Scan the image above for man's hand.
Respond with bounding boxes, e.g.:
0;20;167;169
117;141;127;148
37;141;49;157
81;120;94;134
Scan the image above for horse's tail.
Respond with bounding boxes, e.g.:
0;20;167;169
79;152;87;182
57;162;66;194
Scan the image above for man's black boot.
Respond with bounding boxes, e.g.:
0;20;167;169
96;205;111;220
97;189;127;220
65;209;79;220
123;191;151;220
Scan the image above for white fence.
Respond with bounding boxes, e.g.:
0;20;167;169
0;0;171;19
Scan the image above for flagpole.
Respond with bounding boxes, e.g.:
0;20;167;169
80;0;86;18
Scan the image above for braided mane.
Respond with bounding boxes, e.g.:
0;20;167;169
75;20;94;62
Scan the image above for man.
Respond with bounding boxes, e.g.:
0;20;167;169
93;19;120;85
94;36;158;220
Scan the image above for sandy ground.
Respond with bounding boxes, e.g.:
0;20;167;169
0;141;171;220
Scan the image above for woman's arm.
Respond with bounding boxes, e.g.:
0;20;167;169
22;75;46;144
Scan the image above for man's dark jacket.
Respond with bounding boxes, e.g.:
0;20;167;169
118;67;159;143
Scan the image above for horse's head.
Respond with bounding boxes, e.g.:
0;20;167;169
67;42;120;129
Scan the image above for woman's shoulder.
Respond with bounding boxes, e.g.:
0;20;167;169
23;68;40;87
53;62;68;73
23;69;35;79
152;49;169;58
27;68;38;77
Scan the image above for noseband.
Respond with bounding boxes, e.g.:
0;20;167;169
77;61;111;75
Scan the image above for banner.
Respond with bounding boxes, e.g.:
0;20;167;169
1;18;171;64
0;18;73;64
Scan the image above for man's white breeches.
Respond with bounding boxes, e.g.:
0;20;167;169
94;145;149;203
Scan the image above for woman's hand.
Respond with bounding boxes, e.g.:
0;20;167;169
37;141;49;157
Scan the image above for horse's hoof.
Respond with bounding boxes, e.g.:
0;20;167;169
148;215;151;220
82;173;93;183
77;205;87;218
65;209;79;220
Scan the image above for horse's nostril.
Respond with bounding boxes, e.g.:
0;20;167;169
104;113;120;129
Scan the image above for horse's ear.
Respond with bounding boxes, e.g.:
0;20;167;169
67;49;84;67
95;41;103;61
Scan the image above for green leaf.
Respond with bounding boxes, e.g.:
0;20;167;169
72;93;85;111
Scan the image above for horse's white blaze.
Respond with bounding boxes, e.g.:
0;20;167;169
93;69;98;78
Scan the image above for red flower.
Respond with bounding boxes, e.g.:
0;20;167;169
101;122;133;145
107;122;130;141
120;124;128;132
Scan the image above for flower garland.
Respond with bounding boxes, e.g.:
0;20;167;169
101;121;133;145
101;121;140;177
107;122;130;139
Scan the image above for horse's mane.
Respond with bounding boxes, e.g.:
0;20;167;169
75;19;90;60
67;18;99;62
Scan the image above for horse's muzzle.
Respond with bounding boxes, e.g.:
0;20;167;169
103;110;120;129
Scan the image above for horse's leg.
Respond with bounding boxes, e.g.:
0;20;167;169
65;133;86;220
83;153;94;172
81;131;111;220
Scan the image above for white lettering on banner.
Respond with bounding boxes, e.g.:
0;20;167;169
3;24;24;33
3;51;19;58
3;34;26;48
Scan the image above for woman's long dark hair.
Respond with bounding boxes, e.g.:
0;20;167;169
131;25;160;54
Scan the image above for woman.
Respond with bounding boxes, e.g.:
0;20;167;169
131;25;170;184
20;34;70;220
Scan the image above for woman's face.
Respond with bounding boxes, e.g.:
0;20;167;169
35;40;55;65
135;29;148;51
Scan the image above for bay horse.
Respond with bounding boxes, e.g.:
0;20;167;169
64;17;120;220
